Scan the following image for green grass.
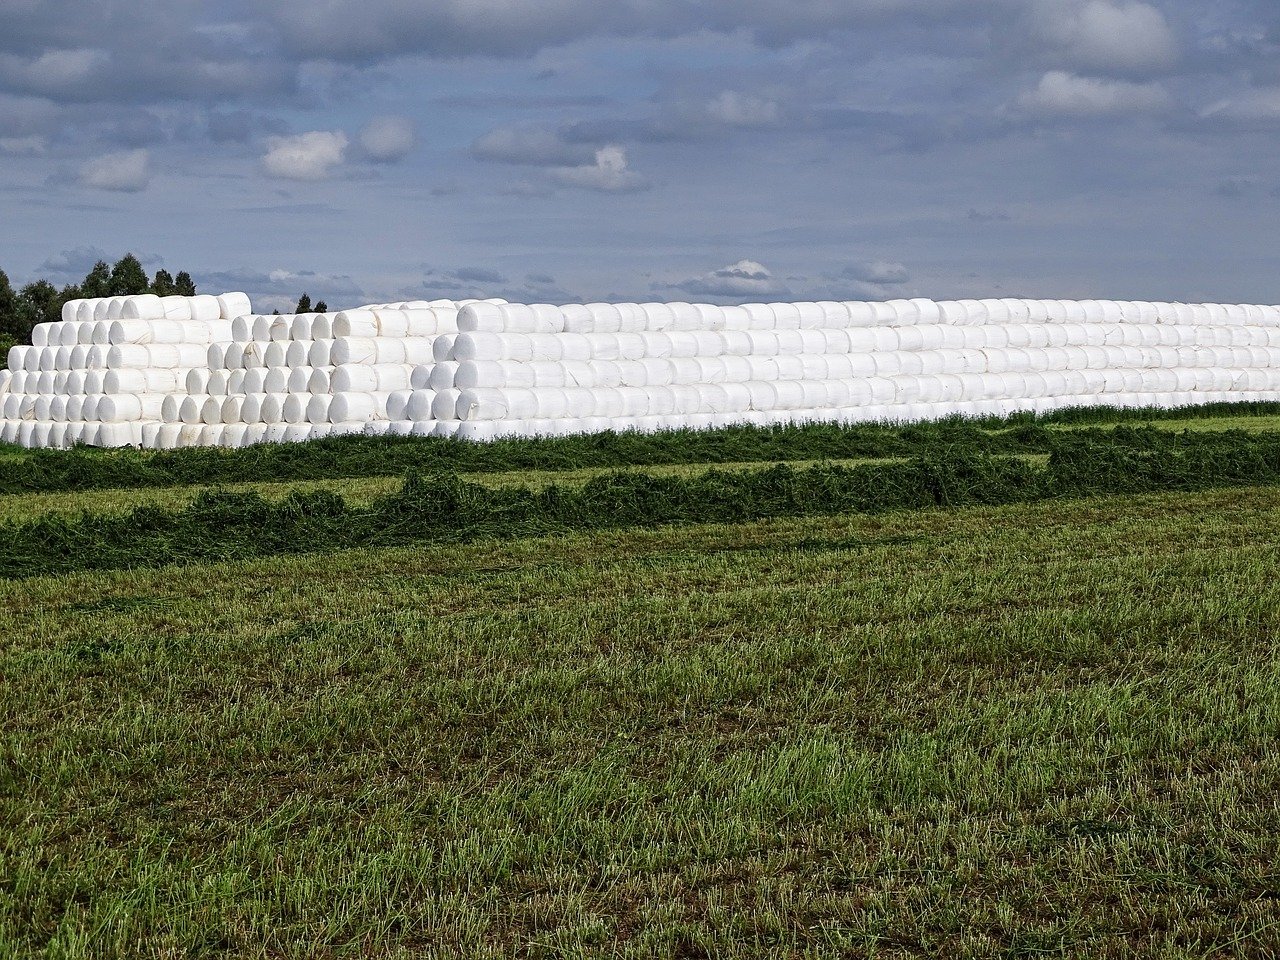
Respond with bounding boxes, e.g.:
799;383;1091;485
6;404;1280;956
3;487;1280;957
0;458;915;524
1049;413;1280;433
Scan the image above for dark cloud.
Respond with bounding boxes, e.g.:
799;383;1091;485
254;0;994;63
471;126;598;167
206;110;289;144
452;266;506;284
199;266;366;313
38;246;163;278
967;207;1012;222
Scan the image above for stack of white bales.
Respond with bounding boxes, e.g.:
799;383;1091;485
158;299;505;448
0;292;249;448
418;298;1280;440
6;294;1280;448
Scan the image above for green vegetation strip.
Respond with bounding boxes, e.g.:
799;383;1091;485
6;429;1280;578
0;457;923;524
4;400;1280;496
3;488;1280;955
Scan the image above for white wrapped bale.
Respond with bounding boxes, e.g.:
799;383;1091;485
405;389;436;421
121;295;165;320
217;292;252;319
431;388;462;420
98;394;164;422
307;368;331;394
307;340;335;367
253;314;294;342
329;392;386;423
306;394;332;424
282;394;311;424
263;368;290;393
331;311;380;338
106;343;207;369
103;368;183;394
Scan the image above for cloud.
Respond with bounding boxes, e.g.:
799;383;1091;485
359;115;415;162
0;8;295;106
1022;0;1179;76
419;265;514;298
844;259;910;285
0;48;109;95
36;246;163;280
201;266;365;313
78;148;150;191
452;266;505;284
1015;71;1172;117
258;0;989;62
262;130;348;180
0;135;45;154
471;125;597;166
1201;87;1280;123
549;146;650;192
1214;177;1255;198
206;110;288;144
705;91;781;127
670;259;789;298
38;246;113;277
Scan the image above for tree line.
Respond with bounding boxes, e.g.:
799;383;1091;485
0;254;326;359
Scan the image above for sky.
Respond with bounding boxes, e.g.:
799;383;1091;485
2;0;1280;312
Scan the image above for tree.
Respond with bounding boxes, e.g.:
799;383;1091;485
0;269;21;361
0;269;16;334
13;281;59;342
151;269;175;297
109;253;150;296
295;293;312;313
81;260;111;299
314;300;328;313
174;271;196;296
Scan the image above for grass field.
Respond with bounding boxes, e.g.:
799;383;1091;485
4;406;1280;957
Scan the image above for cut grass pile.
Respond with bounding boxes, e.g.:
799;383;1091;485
3;488;1280;956
4;425;1280;578
0;457;918;524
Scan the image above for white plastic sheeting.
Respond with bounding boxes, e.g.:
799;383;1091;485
8;294;1280;447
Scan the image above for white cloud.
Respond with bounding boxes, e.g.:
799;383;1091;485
1202;88;1280;123
706;91;780;127
0;48;109;93
1016;71;1171;117
262;130;348;180
1026;0;1178;76
359;115;415;162
78;148;150;192
0;135;45;155
673;259;788;298
549;146;649;192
